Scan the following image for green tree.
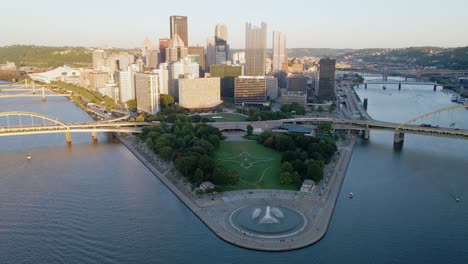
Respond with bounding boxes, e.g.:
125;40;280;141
246;124;254;136
160;94;175;108
193;168;205;185
126;99;137;111
318;121;333;134
159;146;174;161
306;160;324;182
135;115;145;122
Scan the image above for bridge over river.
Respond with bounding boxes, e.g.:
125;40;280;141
1;105;467;147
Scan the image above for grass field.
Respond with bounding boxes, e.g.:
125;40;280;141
204;112;246;122
214;141;297;190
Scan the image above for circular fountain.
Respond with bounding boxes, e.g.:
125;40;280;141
229;205;307;238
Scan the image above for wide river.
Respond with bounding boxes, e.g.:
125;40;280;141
0;79;467;263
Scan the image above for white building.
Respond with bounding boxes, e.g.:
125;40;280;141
118;64;138;104
134;72;160;114
266;76;279;100
28;66;81;84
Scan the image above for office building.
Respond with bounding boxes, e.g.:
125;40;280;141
291;58;304;73
280;90;307;107
215;24;228;45
134;72;160;114
286;75;308;93
210;64;243;98
146;50;159;69
178;77;222;110
234;76;266;105
80;70;108;92
168;59;199;98
170;16;188;47
245;22;267;76
188;46;206;73
118;65;138;104
266;76;279;100
166;34;188;62
232;52;245;65
272;31;286;72
159;38;171;63
92;50;106;70
206;37;216;71
317;58;336;101
141;37;153;58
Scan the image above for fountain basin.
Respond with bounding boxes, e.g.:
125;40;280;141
229;205;307;239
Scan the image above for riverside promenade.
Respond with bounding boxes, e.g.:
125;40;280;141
118;134;357;251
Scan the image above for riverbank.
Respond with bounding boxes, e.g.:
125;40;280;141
117;133;357;251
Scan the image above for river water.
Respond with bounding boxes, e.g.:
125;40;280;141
0;79;467;263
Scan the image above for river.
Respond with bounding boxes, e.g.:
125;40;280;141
0;79;467;263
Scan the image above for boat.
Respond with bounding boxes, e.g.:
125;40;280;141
349;192;354;198
456;96;465;104
27;154;31;160
451;95;458;102
382;85;387;90
456;197;460;203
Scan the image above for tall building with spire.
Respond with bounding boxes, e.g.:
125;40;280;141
166;34;188;62
272;31;286;72
215;24;228;45
245;22;267;76
170;16;188;47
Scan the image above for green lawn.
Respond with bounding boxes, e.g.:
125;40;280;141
214;141;297;190
204;112;246;122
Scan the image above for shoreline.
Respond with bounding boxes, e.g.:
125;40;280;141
117;133;357;251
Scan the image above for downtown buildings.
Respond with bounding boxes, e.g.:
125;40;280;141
317;58;336;101
245;22;267;76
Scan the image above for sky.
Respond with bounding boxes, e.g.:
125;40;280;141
1;0;468;49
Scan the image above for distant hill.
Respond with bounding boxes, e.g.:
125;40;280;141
0;45;92;68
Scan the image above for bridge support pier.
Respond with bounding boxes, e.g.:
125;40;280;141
365;83;367;89
398;82;401;90
41;96;46;102
394;132;405;146
65;131;72;144
433;85;437;91
91;131;98;142
361;129;370;140
363;98;368;110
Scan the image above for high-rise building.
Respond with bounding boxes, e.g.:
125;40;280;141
266;76;279;100
245;22;267;76
146;50;159;69
170;16;188;47
178;77;222;110
188;46;206;73
286;74;308;93
134;72;160;114
166;34;188;62
117;64;139;104
92;50;107;70
159;38;171;63
317;58;336;101
234;76;267;105
215;24;228;45
272;31;286;72
141;37;153;58
206;37;216;71
167;59;199;98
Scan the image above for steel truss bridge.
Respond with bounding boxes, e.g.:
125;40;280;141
0;80;71;100
0;112;147;143
0;105;467;146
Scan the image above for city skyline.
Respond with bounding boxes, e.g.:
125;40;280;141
1;0;468;49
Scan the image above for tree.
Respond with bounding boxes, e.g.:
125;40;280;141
306;160;324;182
160;94;175;108
159;146;174;161
193;168;205;185
280;172;293;185
318;121;333;134
135;115;145;122
126;99;137;112
281;162;294;174
246;124;254;136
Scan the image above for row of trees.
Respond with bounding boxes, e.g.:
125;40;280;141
258;131;337;184
139;121;239;187
237;106;290;121
280;103;306;115
52;81;116;110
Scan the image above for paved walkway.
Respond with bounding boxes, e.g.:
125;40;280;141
118;135;357;251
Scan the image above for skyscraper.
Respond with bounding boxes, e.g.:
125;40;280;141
214;24;230;65
245;22;267;76
92;50;106;70
317;58;336;101
166;34;188;62
215;24;228;45
272;31;286;72
188;46;206;73
159;38;171;63
170;16;188;47
141;37;153;58
206;36;216;71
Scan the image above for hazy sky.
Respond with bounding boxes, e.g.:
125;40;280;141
1;0;468;49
